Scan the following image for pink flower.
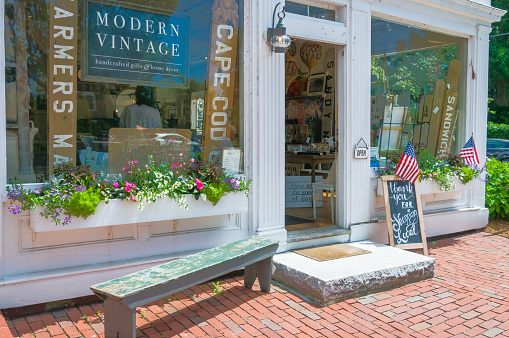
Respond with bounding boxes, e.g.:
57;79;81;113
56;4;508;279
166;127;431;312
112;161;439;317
429;174;432;178
133;160;138;165
195;178;204;190
179;153;183;157
125;186;131;193
190;158;195;163
169;153;173;157
130;195;136;201
433;173;437;177
112;182;119;188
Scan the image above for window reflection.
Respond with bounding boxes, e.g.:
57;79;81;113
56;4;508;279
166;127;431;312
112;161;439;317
5;0;243;183
370;18;465;166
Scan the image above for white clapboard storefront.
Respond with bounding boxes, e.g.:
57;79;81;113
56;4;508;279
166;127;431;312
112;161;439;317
0;0;505;307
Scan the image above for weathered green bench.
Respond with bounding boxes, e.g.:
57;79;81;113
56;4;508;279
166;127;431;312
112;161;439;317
91;236;279;338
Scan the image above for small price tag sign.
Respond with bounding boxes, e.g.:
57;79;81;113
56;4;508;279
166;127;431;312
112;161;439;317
354;138;369;159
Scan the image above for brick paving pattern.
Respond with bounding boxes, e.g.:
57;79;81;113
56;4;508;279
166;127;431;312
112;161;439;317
1;231;508;337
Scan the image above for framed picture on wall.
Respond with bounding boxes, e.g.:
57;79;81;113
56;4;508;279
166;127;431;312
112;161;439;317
80;92;97;112
383;106;407;125
307;73;326;96
380;127;402;150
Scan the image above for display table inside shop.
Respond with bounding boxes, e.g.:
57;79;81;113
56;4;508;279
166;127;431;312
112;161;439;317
285;153;335;183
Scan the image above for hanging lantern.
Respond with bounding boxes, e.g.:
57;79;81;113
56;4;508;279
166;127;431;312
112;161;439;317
285;53;298;94
300;41;322;75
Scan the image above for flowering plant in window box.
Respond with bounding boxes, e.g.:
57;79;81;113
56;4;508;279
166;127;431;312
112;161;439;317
375;150;484;194
7;154;250;227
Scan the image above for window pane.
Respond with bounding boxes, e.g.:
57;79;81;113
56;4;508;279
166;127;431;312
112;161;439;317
286;2;307;16
5;0;243;183
309;6;334;21
286;2;335;22
370;18;465;166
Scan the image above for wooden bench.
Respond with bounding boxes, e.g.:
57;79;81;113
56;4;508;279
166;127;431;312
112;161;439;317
90;236;279;338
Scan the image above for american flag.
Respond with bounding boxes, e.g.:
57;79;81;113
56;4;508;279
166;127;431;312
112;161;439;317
394;142;420;183
459;136;479;164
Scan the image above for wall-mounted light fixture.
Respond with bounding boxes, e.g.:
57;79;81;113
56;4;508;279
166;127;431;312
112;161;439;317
267;3;291;53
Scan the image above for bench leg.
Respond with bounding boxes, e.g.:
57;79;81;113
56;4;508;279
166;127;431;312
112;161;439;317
244;257;273;293
104;297;136;338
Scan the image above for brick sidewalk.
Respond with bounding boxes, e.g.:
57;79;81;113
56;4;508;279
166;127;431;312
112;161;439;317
1;231;508;338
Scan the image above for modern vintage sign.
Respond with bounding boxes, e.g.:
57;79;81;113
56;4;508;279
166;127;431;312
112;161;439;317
82;1;189;87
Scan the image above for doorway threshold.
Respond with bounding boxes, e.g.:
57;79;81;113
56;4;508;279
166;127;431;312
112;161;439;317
273;240;434;306
286;225;350;250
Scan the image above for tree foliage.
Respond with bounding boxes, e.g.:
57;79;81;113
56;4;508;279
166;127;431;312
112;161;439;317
489;1;509;108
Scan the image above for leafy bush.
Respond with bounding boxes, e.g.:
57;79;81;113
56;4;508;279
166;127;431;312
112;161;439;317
485;158;509;218
487;103;509;124
487;122;509;140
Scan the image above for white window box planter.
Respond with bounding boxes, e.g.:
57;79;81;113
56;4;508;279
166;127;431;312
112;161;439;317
29;192;248;232
376;178;476;196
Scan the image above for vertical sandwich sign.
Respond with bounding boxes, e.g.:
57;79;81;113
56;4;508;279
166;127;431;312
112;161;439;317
203;0;239;160
48;0;78;170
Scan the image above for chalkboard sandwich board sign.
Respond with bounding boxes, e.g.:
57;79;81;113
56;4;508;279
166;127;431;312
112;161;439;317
381;175;428;256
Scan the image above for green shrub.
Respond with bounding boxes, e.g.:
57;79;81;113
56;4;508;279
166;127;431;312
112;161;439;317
487;122;509;140
486;158;509;218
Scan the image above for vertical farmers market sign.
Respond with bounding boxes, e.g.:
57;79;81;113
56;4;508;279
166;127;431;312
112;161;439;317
82;1;189;87
48;0;78;170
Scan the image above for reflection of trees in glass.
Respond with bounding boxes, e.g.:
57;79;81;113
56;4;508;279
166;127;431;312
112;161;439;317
371;45;457;101
490;0;509;107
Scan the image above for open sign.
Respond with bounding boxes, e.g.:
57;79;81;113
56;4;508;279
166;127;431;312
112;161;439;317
354;146;369;159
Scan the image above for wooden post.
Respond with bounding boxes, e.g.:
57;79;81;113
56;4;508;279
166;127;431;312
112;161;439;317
428;80;445;154
244;257;273;293
104;298;136;338
14;2;31;176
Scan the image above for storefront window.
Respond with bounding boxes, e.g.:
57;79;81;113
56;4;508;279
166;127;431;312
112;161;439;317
5;0;243;183
370;18;466;166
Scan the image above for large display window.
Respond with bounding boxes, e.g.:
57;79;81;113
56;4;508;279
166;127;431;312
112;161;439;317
370;18;466;166
5;0;243;183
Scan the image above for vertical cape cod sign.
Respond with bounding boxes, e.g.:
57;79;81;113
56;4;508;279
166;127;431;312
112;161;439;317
82;1;189;87
203;0;239;160
48;0;79;170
